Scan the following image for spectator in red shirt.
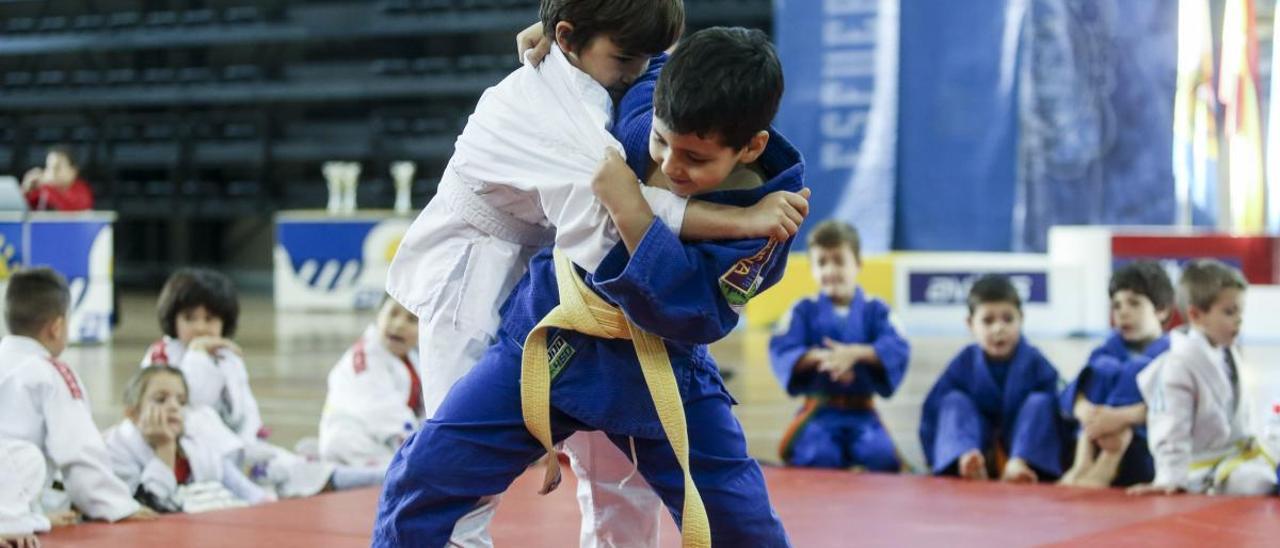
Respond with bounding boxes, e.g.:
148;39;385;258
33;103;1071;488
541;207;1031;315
21;145;94;211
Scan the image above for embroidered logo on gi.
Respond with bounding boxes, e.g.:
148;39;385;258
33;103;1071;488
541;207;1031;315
47;359;83;400
548;336;575;380
719;239;779;312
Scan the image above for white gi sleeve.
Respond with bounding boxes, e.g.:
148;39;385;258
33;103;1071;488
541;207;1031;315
40;370;141;521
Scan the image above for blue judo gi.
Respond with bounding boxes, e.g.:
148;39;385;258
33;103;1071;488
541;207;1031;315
1058;331;1170;486
768;290;909;471
919;338;1063;479
373;54;800;547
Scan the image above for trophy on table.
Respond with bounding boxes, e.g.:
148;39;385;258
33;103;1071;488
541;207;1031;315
341;162;361;213
391;161;416;215
323;161;343;215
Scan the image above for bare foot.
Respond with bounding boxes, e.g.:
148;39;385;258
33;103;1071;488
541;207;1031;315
46;510;80;527
959;449;988;481
1;534;41;548
1001;458;1038;484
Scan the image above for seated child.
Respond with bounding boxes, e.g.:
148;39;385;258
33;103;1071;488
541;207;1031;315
769;220;909;470
0;268;153;524
142;268;261;442
375;27;801;546
1130;259;1277;496
319;296;422;468
104;366;274;513
919;274;1063;483
21;145;94;212
143;268;382;498
1;439;50;545
1060;261;1173;488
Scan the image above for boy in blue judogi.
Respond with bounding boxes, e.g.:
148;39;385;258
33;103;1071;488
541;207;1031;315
919;274;1063;483
375;28;801;547
769;221;909;471
1059;261;1173;488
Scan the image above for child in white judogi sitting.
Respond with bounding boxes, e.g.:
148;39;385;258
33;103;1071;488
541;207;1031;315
0;268;154;534
104;365;275;513
319;296;422;469
142;268;382;498
1131;259;1277;496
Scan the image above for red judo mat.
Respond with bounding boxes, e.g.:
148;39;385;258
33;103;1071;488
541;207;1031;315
44;466;1280;547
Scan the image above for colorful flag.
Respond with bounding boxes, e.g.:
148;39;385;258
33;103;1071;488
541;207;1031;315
1220;0;1264;233
1173;0;1220;228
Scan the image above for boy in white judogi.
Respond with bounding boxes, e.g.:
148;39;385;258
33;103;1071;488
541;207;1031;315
319;297;422;469
0;268;154;526
104;366;274;512
1133;260;1277;496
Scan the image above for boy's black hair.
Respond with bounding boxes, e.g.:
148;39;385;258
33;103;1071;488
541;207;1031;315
5;267;70;337
540;0;684;56
807;220;862;263
1177;259;1247;313
1109;261;1175;312
156;268;240;338
967;274;1022;315
655;27;784;150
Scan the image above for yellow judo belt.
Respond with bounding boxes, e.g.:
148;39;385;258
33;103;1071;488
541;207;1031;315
520;248;711;548
1189;439;1278;485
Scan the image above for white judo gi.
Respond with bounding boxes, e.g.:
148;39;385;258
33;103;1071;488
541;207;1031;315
0;439;50;536
103;405;273;510
319;325;423;469
1139;328;1277;495
143;337;264;443
0;335;141;522
142;338;334;499
386;45;673;547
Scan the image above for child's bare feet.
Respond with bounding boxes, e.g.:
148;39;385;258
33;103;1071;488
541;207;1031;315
959;449;988;480
46;510;80;527
1001;458;1038;484
1075;429;1132;488
1;534;41;548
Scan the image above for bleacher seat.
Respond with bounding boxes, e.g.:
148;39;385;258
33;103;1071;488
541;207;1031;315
371;59;410;76
72;14;106;30
36;16;68;32
146;11;180;27
223;65;262;82
34;127;66;143
3;72;33;87
143;68;177;84
35;70;67;86
381;0;413;13
72;70;102;86
179;67;215;84
223;6;261;24
5;17;36;33
105;69;138;85
411;57;451;74
108;12;142;29
181;9;216;26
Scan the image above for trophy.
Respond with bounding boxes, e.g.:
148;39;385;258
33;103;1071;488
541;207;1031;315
342;162;361;213
323;161;342;215
391;161;416;215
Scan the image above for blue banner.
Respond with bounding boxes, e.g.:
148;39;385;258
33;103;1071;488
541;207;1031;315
774;0;898;253
895;0;1020;251
1015;0;1178;251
